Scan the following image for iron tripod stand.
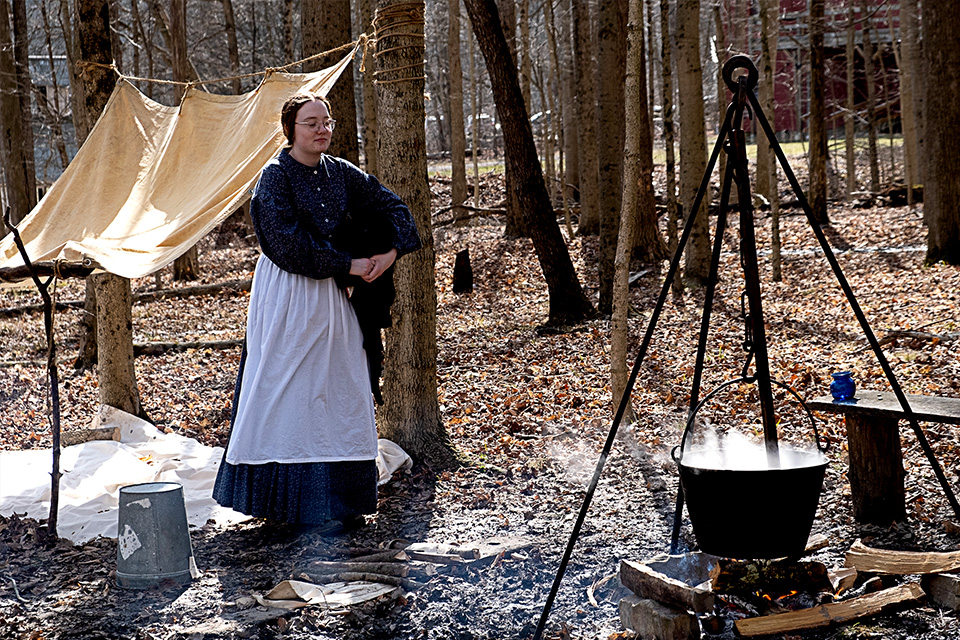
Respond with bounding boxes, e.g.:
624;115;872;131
531;55;960;640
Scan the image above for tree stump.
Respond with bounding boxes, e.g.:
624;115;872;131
452;248;473;293
846;413;906;525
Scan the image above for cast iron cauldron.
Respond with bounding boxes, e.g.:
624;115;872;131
674;378;829;559
679;448;827;559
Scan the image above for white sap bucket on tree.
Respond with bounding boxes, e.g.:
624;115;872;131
116;482;199;589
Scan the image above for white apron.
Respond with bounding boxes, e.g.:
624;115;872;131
225;255;377;464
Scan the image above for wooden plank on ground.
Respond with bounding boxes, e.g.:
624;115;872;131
734;582;925;637
620;559;715;614
844;540;960;575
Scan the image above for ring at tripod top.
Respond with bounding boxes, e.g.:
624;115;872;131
722;55;759;93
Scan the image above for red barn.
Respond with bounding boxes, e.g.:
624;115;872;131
717;0;902;138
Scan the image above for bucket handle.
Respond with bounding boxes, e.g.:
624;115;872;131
671;376;829;463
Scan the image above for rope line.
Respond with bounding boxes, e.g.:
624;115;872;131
76;35;369;88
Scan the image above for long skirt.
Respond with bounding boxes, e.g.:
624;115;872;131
212;256;378;525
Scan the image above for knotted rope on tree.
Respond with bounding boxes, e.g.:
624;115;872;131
372;2;426;86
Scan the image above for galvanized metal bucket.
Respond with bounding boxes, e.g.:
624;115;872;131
116;482;199;589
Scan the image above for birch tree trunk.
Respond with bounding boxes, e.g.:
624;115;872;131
449;0;468;210
676;0;709;285
468;25;480;207
714;2;727;183
922;0;960;265
572;0;600;236
374;0;454;465
808;0;828;223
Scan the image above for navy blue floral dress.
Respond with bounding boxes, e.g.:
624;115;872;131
212;149;420;525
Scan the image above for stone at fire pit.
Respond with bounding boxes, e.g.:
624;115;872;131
619;595;701;640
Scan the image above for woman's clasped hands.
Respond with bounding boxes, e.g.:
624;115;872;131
349;248;398;283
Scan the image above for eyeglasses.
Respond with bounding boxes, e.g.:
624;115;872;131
295;119;337;131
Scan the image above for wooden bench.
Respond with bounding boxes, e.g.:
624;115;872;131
808;391;960;526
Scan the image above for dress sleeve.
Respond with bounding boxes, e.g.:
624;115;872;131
250;162;353;279
342;161;422;257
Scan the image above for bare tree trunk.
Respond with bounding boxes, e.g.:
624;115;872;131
95;273;143;416
861;0;879;193
714;2;727;182
559;0;578;200
374;0;454;466
572;0;600;236
468;24;480;207
612;0;646;426
808;0;828;223
449;0;468;210
303;0;360;165
359;0;378;173
77;0;144;417
760;0;780;280
676;0;709;284
844;3;856;199
39;0;70;170
497;0;525;238
628;1;661;265
900;0;919;204
464;0;597;326
543;0;574;239
923;0;960;265
170;0;199;281
223;0;242;94
878;43;895;184
756;0;778;203
597;0;628;315
283;0;294;65
12;0;37;213
518;0;530;109
0;0;33;227
661;0;679;293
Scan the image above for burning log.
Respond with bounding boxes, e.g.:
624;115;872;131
844;539;960;575
709;558;832;595
734;582;925;637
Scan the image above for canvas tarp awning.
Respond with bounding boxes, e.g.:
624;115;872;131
0;51;354;280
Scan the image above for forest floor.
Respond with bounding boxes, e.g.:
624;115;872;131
0;165;959;640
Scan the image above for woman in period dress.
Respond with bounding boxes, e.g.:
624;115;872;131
212;92;421;532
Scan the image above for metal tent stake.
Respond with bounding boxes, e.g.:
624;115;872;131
532;56;959;640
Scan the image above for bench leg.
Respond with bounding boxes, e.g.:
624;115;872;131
846;414;907;525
